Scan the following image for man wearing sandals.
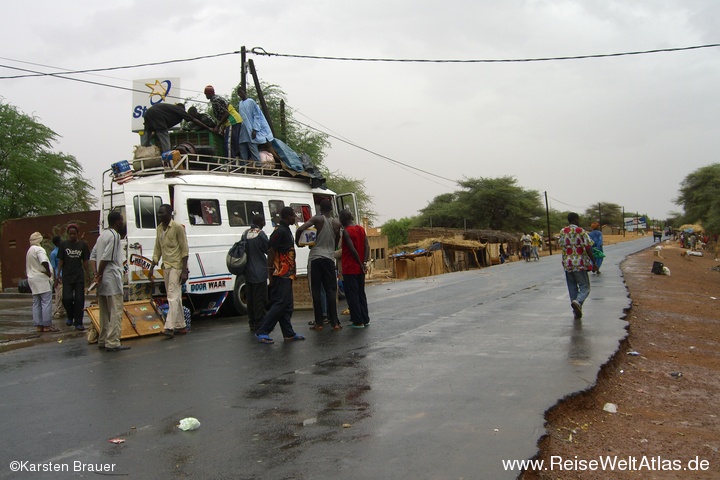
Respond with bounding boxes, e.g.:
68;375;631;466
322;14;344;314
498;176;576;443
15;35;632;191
295;199;342;331
26;232;59;333
95;211;130;352
254;207;305;344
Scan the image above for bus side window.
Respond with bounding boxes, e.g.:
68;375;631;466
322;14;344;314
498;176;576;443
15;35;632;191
134;195;162;229
268;200;285;227
187;199;221;225
291;204;312;224
227;200;264;227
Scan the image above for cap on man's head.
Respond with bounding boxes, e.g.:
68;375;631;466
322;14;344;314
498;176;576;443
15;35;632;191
204;85;215;96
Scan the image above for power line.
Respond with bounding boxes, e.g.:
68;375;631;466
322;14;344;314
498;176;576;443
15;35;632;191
0;51;241;80
292;118;459;186
250;43;720;63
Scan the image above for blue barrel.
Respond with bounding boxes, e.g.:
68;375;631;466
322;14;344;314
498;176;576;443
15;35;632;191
111;160;133;183
112;160;131;176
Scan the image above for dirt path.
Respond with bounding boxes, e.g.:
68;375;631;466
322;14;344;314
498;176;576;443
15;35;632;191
522;241;720;479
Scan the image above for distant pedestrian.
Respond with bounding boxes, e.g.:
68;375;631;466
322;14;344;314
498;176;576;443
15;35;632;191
559;212;597;320
531;231;541;261
520;233;532;261
95;211;130;352
149;204;189;338
57;224;91;331
587;222;604;274
339;209;370;328
26;232;58;333
295;199;342;331
245;214;270;332
50;235;65;319
255;207;305;344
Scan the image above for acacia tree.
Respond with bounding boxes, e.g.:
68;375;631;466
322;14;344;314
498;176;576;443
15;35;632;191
0;101;94;223
324;171;377;226
415;177;544;232
585;202;622;227
676;164;720;233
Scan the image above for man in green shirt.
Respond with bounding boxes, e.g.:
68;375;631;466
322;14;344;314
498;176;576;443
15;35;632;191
149;204;189;337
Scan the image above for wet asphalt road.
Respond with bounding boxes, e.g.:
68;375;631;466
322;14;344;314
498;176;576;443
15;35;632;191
0;238;653;479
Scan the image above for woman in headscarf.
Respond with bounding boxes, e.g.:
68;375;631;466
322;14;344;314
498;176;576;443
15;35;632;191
588;222;604;274
26;232;59;332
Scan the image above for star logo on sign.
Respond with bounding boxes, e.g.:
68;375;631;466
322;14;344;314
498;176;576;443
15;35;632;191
145;80;168;100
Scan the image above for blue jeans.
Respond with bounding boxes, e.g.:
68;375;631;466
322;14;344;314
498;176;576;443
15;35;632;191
565;270;590;305
256;277;296;338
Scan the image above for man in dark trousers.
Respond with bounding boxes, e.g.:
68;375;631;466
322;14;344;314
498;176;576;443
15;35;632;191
245;213;269;332
57;224;91;331
254;207;305;344
295;199;342;331
141;102;212;153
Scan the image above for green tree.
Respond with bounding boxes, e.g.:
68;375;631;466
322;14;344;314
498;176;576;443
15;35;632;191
324;171;377;226
416;192;464;228
585;202;623;227
0;101;95;223
382;217;415;248
457;177;543;231
231;82;330;165
416;177;544;231
676;164;720;233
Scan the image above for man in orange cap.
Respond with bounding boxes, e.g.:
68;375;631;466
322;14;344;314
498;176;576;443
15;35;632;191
205;85;240;158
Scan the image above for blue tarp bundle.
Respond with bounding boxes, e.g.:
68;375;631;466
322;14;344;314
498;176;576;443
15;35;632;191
271;139;325;188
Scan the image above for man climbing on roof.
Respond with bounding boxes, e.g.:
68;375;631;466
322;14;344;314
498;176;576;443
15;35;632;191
141;103;212;154
204;85;242;159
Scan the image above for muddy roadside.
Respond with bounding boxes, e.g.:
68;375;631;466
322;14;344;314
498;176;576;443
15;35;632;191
522;242;720;479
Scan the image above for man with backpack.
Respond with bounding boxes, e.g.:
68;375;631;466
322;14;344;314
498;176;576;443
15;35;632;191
244;214;269;332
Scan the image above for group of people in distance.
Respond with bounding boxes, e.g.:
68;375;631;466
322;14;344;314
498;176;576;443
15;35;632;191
26;213;131;351
26;207;190;352
253;200;370;345
140;84;273;165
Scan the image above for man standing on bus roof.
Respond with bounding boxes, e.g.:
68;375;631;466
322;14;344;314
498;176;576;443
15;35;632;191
295;199;342;331
237;86;274;163
149;204;190;338
95;211;129;351
204;85;241;159
255;207;305;344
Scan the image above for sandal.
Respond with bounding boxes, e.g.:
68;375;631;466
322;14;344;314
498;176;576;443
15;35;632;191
309;325;323;331
284;334;306;341
42;326;61;333
332;324;343;331
255;334;274;344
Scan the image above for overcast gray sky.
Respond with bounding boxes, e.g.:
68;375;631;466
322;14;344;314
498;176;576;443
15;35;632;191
2;0;719;226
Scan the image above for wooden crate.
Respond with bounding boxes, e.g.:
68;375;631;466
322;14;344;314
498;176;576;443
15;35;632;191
86;300;165;340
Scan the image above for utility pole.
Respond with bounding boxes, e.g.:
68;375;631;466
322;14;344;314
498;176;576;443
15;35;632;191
622;206;625;237
544;191;553;255
240;46;247;92
280;100;287;142
248;59;275;136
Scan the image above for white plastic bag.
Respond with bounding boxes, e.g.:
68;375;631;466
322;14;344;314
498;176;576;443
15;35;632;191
178;417;201;431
